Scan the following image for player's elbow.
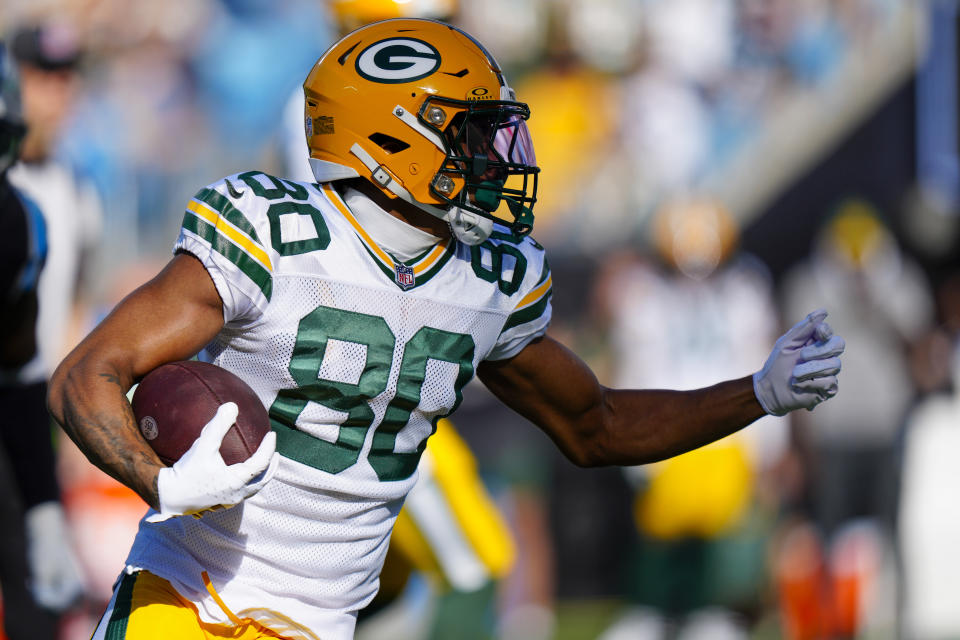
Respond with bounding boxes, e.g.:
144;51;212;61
47;355;93;428
557;403;618;468
561;431;618;468
562;389;629;468
565;441;607;468
47;362;75;428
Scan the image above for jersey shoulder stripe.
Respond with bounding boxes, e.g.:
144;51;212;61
503;258;552;331
195;184;270;260
483;227;553;361
180;182;273;301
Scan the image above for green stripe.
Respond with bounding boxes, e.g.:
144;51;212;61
401;244;434;266
105;572;137;639
182;212;273;301
194;187;264;246
359;238;454;291
360;242;396;281
411;243;455;286
502;287;552;331
535;257;550;286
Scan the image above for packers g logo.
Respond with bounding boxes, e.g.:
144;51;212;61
356;38;441;83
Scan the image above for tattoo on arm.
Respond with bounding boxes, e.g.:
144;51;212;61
60;381;160;508
98;372;125;388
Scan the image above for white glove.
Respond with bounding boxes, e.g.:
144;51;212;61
147;402;279;523
24;501;85;611
753;309;845;416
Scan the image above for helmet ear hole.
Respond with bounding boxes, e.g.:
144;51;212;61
368;133;410;154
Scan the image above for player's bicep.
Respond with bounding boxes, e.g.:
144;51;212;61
478;335;608;465
59;252;225;386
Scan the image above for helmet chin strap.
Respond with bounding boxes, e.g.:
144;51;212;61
446;207;493;245
348;142;493;245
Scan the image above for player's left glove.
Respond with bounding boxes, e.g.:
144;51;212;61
24;501;85;611
753;309;845;416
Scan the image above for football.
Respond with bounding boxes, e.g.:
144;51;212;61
131;361;271;466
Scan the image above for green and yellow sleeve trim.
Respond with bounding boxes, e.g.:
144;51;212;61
503;271;552;331
182;189;273;301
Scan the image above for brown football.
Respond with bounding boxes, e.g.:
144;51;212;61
131;361;271;466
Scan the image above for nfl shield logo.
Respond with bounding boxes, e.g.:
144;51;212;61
395;263;415;290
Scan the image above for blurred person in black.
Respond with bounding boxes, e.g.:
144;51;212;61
6;24;99;629
8;22;103;389
0;40;82;640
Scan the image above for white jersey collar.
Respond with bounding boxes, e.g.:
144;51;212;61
342;187;442;262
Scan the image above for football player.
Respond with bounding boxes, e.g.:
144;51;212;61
49;19;845;640
0;40;82;639
279;4;517;637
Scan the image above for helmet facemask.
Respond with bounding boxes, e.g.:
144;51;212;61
419;95;538;238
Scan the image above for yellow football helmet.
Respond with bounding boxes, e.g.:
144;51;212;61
303;18;538;242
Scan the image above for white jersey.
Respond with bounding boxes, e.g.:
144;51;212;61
125;172;552;638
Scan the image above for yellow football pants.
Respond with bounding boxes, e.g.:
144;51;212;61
91;571;292;640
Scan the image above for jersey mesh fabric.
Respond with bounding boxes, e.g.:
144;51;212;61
125;174;552;636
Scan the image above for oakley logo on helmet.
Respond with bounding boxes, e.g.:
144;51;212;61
467;86;493;101
356;38;441;83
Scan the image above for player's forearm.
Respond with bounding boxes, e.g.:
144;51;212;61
48;359;162;510
479;337;769;468
589;375;766;466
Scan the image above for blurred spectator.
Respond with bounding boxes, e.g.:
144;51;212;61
595;198;785;640
645;0;737;85
621;63;711;205
8;22;103;383
58;1;219;255
564;0;643;75
899;273;960;639
0;39;83;639
191;0;329;154
453;383;561;640
779;198;934;638
510;23;625;243
7;22;109;639
457;0;549;71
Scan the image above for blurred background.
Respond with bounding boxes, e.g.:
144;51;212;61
1;0;959;638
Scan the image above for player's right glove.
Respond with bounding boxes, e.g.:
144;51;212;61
753;309;845;416
147;402;279;523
